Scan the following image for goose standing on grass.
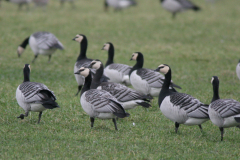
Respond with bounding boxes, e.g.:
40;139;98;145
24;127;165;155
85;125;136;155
209;76;240;141
102;42;131;86
155;64;209;133
17;31;64;63
129;52;181;97
16;64;60;124
74;67;129;130
89;60;152;110
104;0;137;11
236;60;240;80
160;0;200;18
73;34;109;95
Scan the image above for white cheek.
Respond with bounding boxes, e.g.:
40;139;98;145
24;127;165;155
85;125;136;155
211;77;214;83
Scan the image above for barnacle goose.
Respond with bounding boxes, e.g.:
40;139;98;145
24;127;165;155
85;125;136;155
236;60;240;80
102;42;131;86
104;0;137;11
17;31;64;63
89;60;152;110
155;64;209;133
16;64;60;123
209;76;240;141
160;0;200;18
129;52;181;97
74;67;129;130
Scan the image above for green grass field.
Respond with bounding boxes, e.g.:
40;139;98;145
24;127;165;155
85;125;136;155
1;0;240;159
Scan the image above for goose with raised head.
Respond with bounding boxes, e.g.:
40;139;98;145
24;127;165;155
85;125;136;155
209;76;240;141
102;42;131;86
129;52;181;97
89;60;152;110
74;67;129;130
155;64;209;133
17;31;64;63
16;64;60;123
104;0;137;11
160;0;200;18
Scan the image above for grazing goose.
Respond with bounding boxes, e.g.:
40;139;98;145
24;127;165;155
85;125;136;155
155;64;209;133
104;0;137;11
209;76;240;141
102;42;131;86
17;31;64;63
16;64;60;123
236;60;240;80
160;0;200;18
129;52;181;97
89;60;152;110
74;67;129;130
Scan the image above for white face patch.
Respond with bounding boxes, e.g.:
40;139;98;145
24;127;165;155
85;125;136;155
74;35;83;43
211;77;214;84
28;65;31;72
17;46;25;55
80;68;90;77
159;65;169;74
131;53;138;60
103;43;110;51
92;61;101;69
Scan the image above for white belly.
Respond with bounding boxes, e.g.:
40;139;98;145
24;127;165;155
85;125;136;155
104;67;124;84
162;0;182;12
98;113;116;119
74;64;85;85
30;103;47;112
130;70;149;95
121;100;140;110
149;87;161;97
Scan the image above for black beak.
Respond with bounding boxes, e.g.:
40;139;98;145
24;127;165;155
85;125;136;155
154;67;160;72
130;58;133;61
72;37;76;41
101;47;104;50
74;70;80;74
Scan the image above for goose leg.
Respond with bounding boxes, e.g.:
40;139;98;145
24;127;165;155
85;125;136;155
90;117;94;128
175;122;179;133
112;118;118;130
172;13;176;19
75;86;82;96
219;127;224;141
17;111;29;119
37;112;42;124
198;125;203;132
32;55;38;63
48;55;51;63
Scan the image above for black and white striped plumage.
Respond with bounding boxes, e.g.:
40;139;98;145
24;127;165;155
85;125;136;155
129;52;181;97
160;0;200;18
155;64;209;133
104;0;137;11
74;67;129;130
102;42;131;85
17;32;64;63
209;76;240;141
89;60;152;110
16;64;60;123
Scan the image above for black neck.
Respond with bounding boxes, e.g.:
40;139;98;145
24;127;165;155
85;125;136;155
158;69;172;107
129;55;144;75
20;37;29;49
23;68;30;82
105;45;114;66
77;39;88;61
211;82;220;102
81;73;92;96
91;64;104;89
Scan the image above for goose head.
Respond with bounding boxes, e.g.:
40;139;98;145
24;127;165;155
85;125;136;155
74;67;90;77
17;46;25;57
89;59;102;70
130;52;142;61
101;42;113;51
155;64;170;75
23;64;31;73
72;34;86;43
211;76;219;87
